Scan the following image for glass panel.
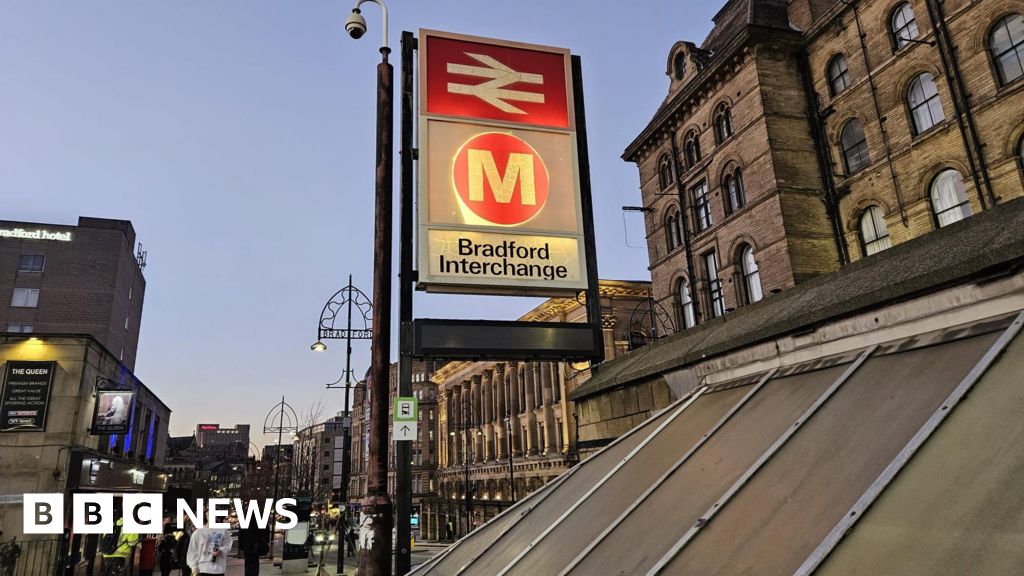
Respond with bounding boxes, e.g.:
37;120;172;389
664;331;1000;575
504;386;751;575
570;365;849;576
819;333;1024;575
424;410;674;574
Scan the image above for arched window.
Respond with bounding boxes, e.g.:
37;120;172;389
908;73;945;134
713;103;733;144
990;14;1024;85
676;278;696;329
739;245;763;305
658;154;673;190
673;52;687;80
664;210;682;252
930;169;972;227
827;54;852;96
840;119;871;174
724;168;746;215
691;181;712;232
859;205;892;256
684;130;702;169
891;3;920;49
703;251;725;318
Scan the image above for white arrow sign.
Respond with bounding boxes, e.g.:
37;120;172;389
447;53;545;114
394;420;417;442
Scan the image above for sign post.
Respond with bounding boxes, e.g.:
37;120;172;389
393;396;418;442
396;28;603;575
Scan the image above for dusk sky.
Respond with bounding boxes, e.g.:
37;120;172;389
1;1;719;444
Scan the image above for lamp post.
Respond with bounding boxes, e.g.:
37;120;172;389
312;276;372;575
448;398;480;537
344;2;393;574
263;398;298;561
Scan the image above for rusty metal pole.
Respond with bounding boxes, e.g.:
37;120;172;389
358;46;395;576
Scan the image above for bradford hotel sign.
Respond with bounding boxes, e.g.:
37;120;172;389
0;228;72;241
418;30;587;296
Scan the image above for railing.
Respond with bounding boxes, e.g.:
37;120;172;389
0;537;60;576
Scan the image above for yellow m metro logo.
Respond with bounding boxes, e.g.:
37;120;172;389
467;149;536;205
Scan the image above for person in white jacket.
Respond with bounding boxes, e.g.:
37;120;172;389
186;514;232;576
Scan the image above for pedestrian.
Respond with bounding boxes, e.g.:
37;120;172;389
157;524;177;576
346;527;356;557
445;520;454;541
83;534;98;576
98;514;139;576
175;522;191;575
237;524;269;576
186;511;233;576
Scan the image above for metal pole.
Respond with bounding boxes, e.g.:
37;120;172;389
506;417;515;503
395;29;416;576
464;401;472;537
269;396;284;561
338;275;354;575
359;45;394;576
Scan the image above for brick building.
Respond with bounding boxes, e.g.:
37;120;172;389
625;0;1024;330
427;280;650;541
0;217;146;369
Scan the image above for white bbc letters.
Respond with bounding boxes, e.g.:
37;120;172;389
23;494;63;534
123;494;162;534
207;498;231;528
73;493;113;534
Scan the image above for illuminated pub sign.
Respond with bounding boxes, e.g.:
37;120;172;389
418;30;587;296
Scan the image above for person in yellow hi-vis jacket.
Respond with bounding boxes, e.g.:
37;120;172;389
98;517;139;576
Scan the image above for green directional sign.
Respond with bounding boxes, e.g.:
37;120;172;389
394;396;418;422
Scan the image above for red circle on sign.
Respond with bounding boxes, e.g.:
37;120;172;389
452;132;549;226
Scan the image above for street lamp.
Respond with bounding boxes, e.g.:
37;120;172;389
449;398;482;537
263;397;298;561
345;1;394;574
310;341;328;352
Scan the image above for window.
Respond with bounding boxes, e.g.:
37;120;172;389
724;169;746;214
828;54;852;96
840;119;871;174
859;206;892;256
740;246;763;304
703;251;725;318
673;52;687;80
930;169;972;227
6;324;33;333
990;14;1024;85
891;3;920;49
676;278;696;329
684;130;702;169
908;73;944;134
17;255;44;273
664;210;682;252
713;103;733;143
658;154;673;190
692;181;712;232
11;288;39;308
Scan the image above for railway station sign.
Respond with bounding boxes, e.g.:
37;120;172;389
418;30;588;296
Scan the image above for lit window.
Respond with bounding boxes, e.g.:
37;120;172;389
676;278;696;329
713;103;733;143
908;73;944;134
684;130;702;169
859;206;892;256
692;181;712;232
827;55;852;96
17;255;44;273
930;169;972;227
990;14;1024;85
724;169;745;215
6;324;33;333
892;3;920;49
11;288;39;308
840;119;871;174
658;154;673;190
703;251;725;318
740;246;763;304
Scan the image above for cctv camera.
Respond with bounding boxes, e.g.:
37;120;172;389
346;10;367;39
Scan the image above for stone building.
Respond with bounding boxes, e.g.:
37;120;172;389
426;280;650;541
625;0;1024;331
347;360;437;528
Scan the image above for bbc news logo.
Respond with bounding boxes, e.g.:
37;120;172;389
24;495;297;534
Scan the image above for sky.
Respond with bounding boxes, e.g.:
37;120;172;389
0;1;719;445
